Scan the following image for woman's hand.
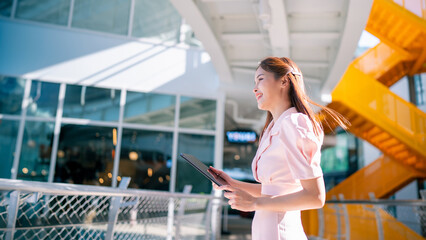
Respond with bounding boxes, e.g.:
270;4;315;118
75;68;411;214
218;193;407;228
219;185;257;212
208;166;235;190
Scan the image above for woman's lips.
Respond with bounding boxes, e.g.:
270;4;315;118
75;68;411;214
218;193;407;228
256;93;262;101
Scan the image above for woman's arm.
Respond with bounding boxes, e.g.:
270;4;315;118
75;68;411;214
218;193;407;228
220;177;325;212
208;167;262;197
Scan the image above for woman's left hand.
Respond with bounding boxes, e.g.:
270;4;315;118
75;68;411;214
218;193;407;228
218;185;257;212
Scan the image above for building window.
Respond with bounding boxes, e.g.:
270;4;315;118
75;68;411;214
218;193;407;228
0;119;19;179
72;0;131;35
176;133;215;193
179;97;216;130
119;129;173;190
27;80;60;118
0;0;13;17
415;74;424;106
63;85;121;122
0;76;26;115
18;121;55;182
15;0;70;26
132;0;181;43
55;124;115;186
124;91;176;127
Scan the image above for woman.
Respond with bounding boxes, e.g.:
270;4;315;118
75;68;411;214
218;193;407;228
209;57;348;239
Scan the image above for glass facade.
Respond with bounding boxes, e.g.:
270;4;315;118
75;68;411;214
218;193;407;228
119;129;173;190
63;85;121;122
124;91;175;127
0;119;19;179
15;0;70;25
176;133;215;193
18;121;55;182
72;0;131;35
0;74;217;194
1;0;200;46
0;76;26;115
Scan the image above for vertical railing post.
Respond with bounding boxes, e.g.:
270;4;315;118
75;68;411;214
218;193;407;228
318;208;324;239
105;177;130;240
331;195;342;240
369;193;384;240
339;194;350;240
6;191;20;240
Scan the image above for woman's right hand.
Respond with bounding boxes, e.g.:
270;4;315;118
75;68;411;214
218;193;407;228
208;166;236;190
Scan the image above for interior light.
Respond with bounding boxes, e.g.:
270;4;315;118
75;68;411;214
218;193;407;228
166;175;170;181
147;168;153;177
158;177;164;183
113;128;117;146
41;170;47;176
57;150;65;158
129;151;138;161
31;171;36;176
108;172;112;178
22;168;28;174
117;176;122;181
234;155;240;160
99;178;104;184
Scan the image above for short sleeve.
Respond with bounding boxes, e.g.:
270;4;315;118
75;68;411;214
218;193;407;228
279;113;323;180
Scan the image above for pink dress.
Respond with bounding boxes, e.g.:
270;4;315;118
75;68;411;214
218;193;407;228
251;107;323;240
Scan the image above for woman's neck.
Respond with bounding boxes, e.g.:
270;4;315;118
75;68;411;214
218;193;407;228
270;102;293;122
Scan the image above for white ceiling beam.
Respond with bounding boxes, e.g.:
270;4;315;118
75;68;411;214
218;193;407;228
170;0;233;83
321;0;374;98
297;61;329;68
231;60;259;68
222;33;264;41
288;11;342;18
268;0;290;56
291;32;340;41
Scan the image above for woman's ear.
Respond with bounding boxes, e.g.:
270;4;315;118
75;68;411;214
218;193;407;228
281;77;287;87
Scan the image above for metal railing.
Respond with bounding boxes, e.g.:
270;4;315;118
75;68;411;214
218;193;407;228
0;178;222;240
311;197;426;240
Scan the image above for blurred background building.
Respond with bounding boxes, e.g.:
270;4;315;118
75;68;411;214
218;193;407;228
0;0;425;239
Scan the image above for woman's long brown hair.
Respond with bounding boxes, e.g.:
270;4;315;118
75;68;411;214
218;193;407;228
258;57;349;140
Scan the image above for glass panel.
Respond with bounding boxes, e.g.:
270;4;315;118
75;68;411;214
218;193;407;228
119;128;173;190
321;133;350;174
179;97;216;130
72;0;131;35
27;80;60;118
0;120;19;179
55;124;115;186
132;0;181;43
124;91;175;127
0;0;12;17
15;0;70;26
176;133;214;193
0;76;26;115
63;85;121;122
18;121;55;182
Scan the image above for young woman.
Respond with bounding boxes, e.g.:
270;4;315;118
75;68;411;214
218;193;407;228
209;57;348;239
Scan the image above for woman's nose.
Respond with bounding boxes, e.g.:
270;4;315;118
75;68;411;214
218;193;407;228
253;87;258;94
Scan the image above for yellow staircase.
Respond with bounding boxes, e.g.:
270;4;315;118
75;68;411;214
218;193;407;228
303;0;426;239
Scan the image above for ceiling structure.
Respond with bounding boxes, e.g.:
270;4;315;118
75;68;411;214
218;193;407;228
171;0;373;130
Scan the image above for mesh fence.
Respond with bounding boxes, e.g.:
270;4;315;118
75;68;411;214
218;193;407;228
0;187;217;240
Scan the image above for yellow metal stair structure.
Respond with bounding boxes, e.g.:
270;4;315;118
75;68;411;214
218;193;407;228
302;0;426;239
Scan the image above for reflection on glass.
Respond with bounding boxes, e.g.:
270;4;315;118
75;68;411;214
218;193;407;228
132;0;181;43
119;129;172;190
72;0;130;35
55;124;115;186
176;133;214;193
0;120;19;178
18;121;55;182
321;133;352;173
179;97;216;130
27;81;60;118
15;0;70;25
0;76;25;115
63;85;121;121
0;0;12;17
124;91;175;127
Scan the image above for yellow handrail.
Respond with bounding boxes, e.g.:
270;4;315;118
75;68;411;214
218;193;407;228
332;63;426;158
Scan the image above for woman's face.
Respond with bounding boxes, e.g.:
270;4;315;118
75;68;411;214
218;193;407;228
253;67;285;111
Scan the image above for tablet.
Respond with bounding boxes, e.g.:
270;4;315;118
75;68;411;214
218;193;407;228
180;153;228;187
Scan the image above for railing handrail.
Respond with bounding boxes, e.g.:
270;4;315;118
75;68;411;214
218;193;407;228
0;178;218;200
326;199;426;206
